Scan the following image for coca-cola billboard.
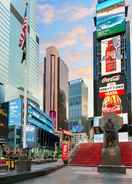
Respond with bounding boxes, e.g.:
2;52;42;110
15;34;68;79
101;35;121;76
98;74;128;116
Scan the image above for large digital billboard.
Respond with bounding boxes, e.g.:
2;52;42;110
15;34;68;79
96;0;125;11
9;98;22;126
0;104;8;142
96;2;125;38
101;35;121;76
97;74;127;116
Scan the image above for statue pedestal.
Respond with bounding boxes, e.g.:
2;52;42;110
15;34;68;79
98;165;126;174
98;146;126;174
102;146;121;165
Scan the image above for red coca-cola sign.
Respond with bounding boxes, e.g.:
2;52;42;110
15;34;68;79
62;143;69;161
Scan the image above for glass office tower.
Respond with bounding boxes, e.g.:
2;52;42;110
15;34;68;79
9;0;39;99
69;79;88;128
0;0;10;84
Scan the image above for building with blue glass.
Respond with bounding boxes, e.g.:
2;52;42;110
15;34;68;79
6;98;59;152
69;79;88;131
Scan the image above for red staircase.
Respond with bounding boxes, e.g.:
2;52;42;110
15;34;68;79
120;142;132;166
70;142;132;167
70;143;102;166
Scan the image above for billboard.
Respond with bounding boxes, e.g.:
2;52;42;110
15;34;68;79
0;104;8;142
96;2;125;38
49;110;56;129
9;98;22;127
96;0;125;12
101;36;121;76
97;74;128;116
25;125;36;148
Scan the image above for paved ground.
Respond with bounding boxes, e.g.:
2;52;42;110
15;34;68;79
18;166;132;184
0;160;63;177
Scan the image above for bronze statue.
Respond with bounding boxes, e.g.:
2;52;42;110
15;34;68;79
104;119;118;148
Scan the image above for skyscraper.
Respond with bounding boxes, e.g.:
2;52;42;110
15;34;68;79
0;0;10;85
43;47;69;130
8;0;39;100
69;79;88;131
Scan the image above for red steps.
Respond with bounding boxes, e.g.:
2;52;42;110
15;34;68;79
70;142;132;167
70;143;102;166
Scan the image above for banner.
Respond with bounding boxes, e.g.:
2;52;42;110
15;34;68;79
96;2;125;38
101;36;121;76
62;143;69;161
49;110;56;129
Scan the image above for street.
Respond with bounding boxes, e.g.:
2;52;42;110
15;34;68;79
18;167;132;184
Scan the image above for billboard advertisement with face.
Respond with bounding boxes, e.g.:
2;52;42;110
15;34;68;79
96;2;125;38
101;36;121;76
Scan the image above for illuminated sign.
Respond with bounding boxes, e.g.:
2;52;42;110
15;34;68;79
25;125;36;148
96;0;124;11
101;36;121;76
99;83;124;95
9;99;22;126
102;75;120;83
96;2;125;38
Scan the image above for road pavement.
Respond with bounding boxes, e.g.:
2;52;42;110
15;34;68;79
18;166;132;184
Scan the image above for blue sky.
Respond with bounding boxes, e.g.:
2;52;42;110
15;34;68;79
37;0;96;80
37;0;132;116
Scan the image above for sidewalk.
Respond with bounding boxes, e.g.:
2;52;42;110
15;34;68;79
0;160;64;184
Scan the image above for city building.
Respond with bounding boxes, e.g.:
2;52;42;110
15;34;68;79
8;0;39;100
43;47;69;131
93;0;131;142
2;97;59;157
0;0;10;103
58;59;69;130
68;79;88;144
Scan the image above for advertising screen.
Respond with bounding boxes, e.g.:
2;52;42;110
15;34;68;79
0;104;8;142
96;2;125;38
97;74;127;116
25;125;36;148
96;0;124;11
101;36;121;76
9;98;22;126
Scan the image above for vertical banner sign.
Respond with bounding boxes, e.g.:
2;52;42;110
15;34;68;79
49;110;56;129
62;143;69;161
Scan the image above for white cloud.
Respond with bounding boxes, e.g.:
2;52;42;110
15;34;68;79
37;2;96;24
40;26;89;50
37;4;55;23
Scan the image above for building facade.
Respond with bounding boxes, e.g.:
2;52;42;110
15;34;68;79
9;0;39;100
0;0;10;85
43;47;69;131
93;0;131;142
69;79;88;132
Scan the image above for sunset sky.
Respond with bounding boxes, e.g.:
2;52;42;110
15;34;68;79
37;0;132;116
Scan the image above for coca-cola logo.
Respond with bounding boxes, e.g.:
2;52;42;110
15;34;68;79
102;75;120;84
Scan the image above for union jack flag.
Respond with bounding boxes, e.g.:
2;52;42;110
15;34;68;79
19;3;28;63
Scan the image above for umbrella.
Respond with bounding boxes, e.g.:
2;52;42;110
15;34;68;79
99;112;123;132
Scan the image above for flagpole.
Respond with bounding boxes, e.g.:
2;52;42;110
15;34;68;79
23;0;29;149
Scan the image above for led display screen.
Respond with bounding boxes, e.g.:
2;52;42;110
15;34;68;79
101;35;121;76
9;98;22;126
97;74;127;116
96;0;124;11
96;2;125;38
25;125;36;148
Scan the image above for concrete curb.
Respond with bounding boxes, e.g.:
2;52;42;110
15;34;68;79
0;165;64;184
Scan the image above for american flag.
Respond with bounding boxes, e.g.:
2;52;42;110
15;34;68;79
19;3;28;63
